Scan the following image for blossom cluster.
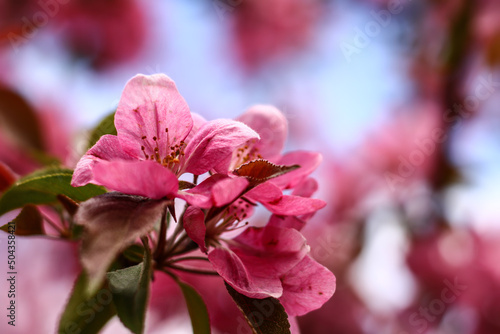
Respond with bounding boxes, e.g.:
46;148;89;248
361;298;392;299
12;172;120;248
65;73;335;332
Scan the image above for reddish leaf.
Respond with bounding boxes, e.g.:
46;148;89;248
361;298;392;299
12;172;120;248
0;205;44;236
225;283;291;334
233;160;299;186
0;162;16;193
75;192;165;294
0;87;44;151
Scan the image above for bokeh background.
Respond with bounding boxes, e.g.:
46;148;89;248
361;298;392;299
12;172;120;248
1;0;499;333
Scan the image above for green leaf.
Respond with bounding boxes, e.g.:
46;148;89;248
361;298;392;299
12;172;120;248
107;240;152;334
87;111;117;149
177;280;211;334
225;283;291;334
0;167;106;216
58;272;116;334
0;205;44;236
122;244;145;263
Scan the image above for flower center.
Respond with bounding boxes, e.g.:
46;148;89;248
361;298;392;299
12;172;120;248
231;139;262;170
207;199;253;239
140;127;186;174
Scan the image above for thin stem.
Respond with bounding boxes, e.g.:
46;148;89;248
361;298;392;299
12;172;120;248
166;264;219;276
154;206;169;261
41;212;66;237
163;204;188;255
159;268;179;281
169;232;189;254
57;209;69;231
167;256;209;264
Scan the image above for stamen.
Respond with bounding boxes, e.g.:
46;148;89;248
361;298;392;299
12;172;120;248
141;146;148;160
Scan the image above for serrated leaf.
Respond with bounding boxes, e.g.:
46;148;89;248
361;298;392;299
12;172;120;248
225;283;291;334
87;111;117;149
0;205;44;236
107;240;152;334
77;193;165;294
177;280;211;334
58;272;116;334
233;160;299;186
0;167;106;216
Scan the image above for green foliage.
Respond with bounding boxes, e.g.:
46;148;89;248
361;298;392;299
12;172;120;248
107;240;152;334
87;111;117;149
177;280;211;334
0;167;106;216
58;272;116;334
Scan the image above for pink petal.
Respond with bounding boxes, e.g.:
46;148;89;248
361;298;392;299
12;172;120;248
279;256;336;316
184;112;207;144
212;177;249;207
208;247;283;299
176;191;212;209
262;195;326;216
292;177;318;198
178;175;249;208
231;226;309;277
245;182;282;203
71;135;134;187
237;105;288;160
92;160;178;199
268;214;306;231
183;206;207;253
271;151;322;189
227;198;255;221
177;174;227;208
115;74;193;159
183;119;259;175
289;317;301;334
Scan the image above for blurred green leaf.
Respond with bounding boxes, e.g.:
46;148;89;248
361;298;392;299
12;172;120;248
122;244;145;263
177;280;211;334
225;283;291;334
87;111;116;149
58;272;116;334
107;240;152;334
0;167;106;216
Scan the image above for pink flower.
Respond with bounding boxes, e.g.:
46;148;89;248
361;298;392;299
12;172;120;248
209;105;326;212
231;0;322;71
72;74;259;201
183;206;335;316
217;105;322;190
208;224;310;299
57;0;148;69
